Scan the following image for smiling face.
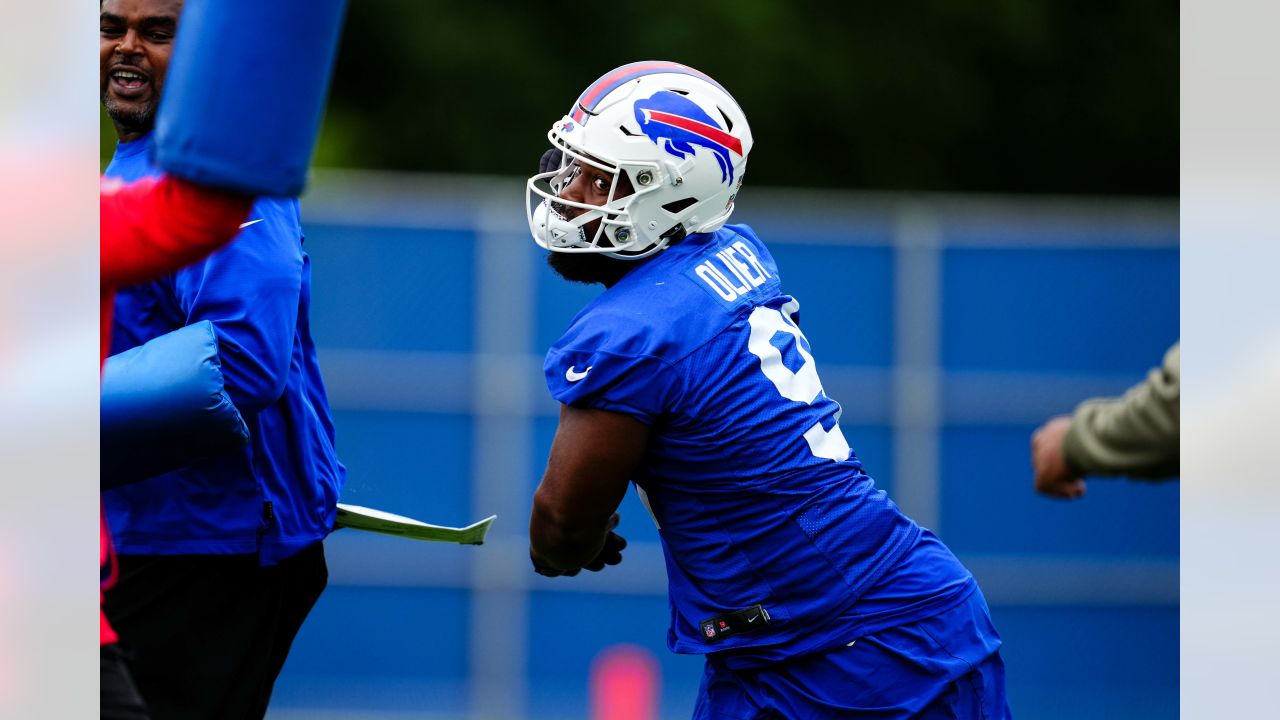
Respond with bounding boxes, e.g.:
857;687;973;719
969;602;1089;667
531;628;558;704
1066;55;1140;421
99;0;183;142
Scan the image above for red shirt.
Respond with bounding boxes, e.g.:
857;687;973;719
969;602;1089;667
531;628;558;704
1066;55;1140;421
99;175;251;644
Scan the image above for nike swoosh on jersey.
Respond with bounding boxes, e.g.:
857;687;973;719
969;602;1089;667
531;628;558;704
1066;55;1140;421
565;365;593;382
239;218;264;229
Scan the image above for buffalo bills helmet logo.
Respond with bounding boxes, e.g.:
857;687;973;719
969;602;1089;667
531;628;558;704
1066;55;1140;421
634;91;744;184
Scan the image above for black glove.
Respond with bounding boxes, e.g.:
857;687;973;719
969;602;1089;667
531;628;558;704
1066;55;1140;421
539;148;564;175
582;512;627;571
531;512;627;577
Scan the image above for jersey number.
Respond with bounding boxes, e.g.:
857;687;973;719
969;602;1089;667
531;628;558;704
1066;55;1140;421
746;301;852;461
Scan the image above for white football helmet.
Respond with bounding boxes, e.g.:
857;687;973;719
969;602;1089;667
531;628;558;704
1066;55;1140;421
526;61;753;260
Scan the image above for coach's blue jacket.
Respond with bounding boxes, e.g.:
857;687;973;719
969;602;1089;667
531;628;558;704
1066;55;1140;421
102;135;345;566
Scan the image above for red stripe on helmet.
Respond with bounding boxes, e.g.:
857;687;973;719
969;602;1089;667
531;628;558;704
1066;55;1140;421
644;109;744;156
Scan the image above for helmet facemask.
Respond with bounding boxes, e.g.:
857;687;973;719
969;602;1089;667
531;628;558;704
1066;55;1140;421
527;133;671;260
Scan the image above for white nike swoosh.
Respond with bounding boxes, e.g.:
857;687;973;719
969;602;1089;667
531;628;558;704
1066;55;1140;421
746;614;760;624
565;365;593;382
239;218;264;229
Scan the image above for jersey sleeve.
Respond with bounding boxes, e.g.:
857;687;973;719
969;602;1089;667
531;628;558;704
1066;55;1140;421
1063;343;1180;479
171;197;304;414
544;325;683;425
100;175;252;287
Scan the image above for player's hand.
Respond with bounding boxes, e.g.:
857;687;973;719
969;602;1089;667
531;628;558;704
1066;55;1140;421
539;148;564;175
582;512;627;572
1031;415;1087;499
530;548;579;577
529;513;627;577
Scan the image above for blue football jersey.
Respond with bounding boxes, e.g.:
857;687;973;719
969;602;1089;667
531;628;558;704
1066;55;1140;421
545;225;975;660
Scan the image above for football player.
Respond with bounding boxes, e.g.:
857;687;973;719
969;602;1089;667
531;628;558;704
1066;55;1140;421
526;61;1011;719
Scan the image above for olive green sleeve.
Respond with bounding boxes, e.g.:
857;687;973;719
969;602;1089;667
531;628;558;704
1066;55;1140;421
1062;343;1179;479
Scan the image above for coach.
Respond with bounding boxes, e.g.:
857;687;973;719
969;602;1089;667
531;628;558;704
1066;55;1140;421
99;1;346;718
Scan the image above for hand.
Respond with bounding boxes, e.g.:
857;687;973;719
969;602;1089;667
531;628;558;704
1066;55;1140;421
582;512;627;571
539;148;564;175
530;548;579;577
1031;415;1086;499
530;512;627;577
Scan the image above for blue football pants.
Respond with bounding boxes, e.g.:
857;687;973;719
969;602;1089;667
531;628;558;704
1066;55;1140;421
693;590;1011;719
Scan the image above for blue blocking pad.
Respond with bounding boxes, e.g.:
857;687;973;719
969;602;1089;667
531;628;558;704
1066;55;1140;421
153;0;348;196
101;321;250;489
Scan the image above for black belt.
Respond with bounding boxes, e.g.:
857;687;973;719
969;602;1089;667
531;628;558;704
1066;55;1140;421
699;604;771;644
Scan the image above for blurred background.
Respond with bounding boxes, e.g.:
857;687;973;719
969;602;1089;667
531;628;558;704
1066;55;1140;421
98;2;1178;719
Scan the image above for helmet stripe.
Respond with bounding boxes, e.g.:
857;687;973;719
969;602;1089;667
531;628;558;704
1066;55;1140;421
571;61;726;122
640;109;744;156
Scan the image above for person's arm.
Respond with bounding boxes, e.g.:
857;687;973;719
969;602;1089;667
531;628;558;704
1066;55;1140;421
171;198;303;414
1032;343;1180;499
1063;343;1180;479
100;175;252;287
529;404;646;574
